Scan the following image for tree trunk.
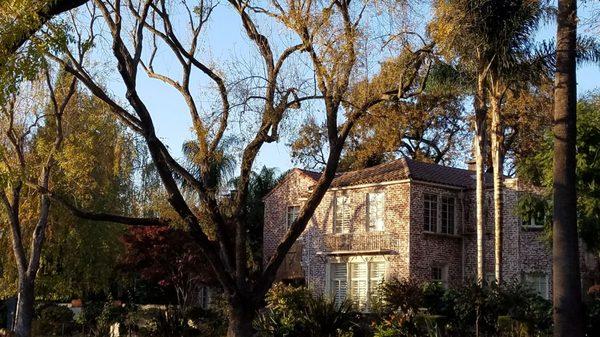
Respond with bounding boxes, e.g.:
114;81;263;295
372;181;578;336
552;0;584;336
490;94;504;284
226;300;256;337
474;72;487;284
13;276;34;337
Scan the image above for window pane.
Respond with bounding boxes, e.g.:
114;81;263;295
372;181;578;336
441;196;455;234
524;272;548;299
424;194;438;232
287;206;300;229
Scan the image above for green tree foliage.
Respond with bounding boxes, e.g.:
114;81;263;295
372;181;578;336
518;93;600;253
290;57;470;171
0;74;137;300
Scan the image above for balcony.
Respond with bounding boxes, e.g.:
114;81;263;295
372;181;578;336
321;232;400;255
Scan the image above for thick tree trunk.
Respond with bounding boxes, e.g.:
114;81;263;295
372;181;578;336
226;301;256;337
552;0;584;336
490;95;504;284
474;73;487;284
13;276;35;337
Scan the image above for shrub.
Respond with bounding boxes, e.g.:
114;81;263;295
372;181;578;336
32;304;74;336
302;295;355;337
255;282;356;337
380;278;423;314
585;286;600;336
377;278;552;337
184;306;227;337
76;300;134;336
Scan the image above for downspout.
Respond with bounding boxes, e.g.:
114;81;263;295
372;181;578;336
460;189;466;282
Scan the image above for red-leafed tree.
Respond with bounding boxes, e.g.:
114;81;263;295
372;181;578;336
121;227;216;308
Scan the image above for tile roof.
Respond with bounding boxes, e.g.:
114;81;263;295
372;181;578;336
299;158;491;189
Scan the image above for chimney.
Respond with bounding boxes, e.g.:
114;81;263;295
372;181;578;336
466;159;476;171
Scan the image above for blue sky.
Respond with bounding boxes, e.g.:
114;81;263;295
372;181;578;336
107;2;600;175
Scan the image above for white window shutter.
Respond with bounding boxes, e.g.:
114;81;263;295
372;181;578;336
367;193;385;231
331;263;348;304
350;262;368;308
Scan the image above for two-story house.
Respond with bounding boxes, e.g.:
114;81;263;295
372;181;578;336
263;158;552;308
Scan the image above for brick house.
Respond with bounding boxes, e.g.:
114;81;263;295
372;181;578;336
263;158;552;308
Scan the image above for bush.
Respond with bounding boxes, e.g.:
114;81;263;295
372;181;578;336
255;282;356;337
254;283;312;337
303;295;355;337
585;286;600;336
32;304;74;336
380;278;423;314
131;306;222;337
75;300;134;336
376;278;552;337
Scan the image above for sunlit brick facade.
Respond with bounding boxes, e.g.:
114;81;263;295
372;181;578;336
263;158;553;305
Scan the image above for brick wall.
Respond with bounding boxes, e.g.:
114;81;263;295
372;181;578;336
409;183;465;287
263;170;553;297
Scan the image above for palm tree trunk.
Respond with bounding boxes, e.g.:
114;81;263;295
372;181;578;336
490;94;504;284
474;72;487;284
553;0;584;336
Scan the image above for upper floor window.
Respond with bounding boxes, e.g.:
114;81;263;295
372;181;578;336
334;195;351;234
524;272;549;299
518;194;548;230
367;192;385;231
423;193;456;235
441;196;456;234
424;194;438;232
287;205;300;229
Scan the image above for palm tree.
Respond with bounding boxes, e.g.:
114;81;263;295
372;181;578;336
483;0;550;284
552;0;584;335
430;0;493;284
431;0;553;285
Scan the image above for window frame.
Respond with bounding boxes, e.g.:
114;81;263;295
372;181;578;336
327;257;388;310
423;193;438;232
431;265;448;287
423;193;457;235
522;213;545;230
286;205;301;229
524;271;549;299
440;195;456;234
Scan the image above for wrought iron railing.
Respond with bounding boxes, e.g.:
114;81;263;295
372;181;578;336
322;232;400;252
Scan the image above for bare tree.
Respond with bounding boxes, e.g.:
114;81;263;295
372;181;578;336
44;0;431;335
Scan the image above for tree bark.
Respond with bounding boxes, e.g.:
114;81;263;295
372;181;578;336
490;94;504;284
474;71;487;284
552;0;584;336
226;300;256;337
13;276;34;337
